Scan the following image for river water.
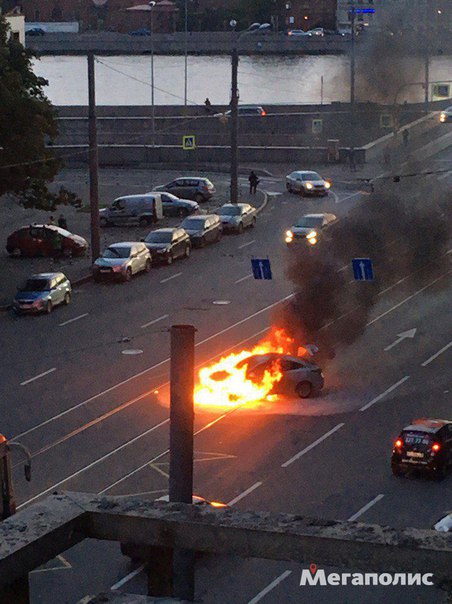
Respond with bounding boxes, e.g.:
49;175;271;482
32;54;452;106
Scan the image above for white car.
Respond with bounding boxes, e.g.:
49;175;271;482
285;213;337;245
434;513;452;532
439;106;452;123
286;170;331;196
93;242;151;282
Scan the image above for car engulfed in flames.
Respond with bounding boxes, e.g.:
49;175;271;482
194;328;300;408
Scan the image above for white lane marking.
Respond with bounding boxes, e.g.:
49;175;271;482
111;564;146;591
335;191;361;204
247;571;293;604
330;190;339;204
20;368;56;386
160;272;182;284
148;462;169;479
366;272;450;326
12;296;292;443
421;341;452;367
438;170;452;181
141;314;169;329
378;274;410;296
59;313;88;327
238;239;255;250
348;494;385;522
281;423;345;468
17;419;169;509
337;265;348;273
360;376;410;412
234;274;253;284
227;482;263;506
31;555;72;574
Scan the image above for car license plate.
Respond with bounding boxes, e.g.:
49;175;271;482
407;451;424;458
100;269;111;273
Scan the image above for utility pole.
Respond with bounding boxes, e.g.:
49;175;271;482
184;0;188;107
424;0;430;113
88;52;100;262
349;0;356;171
150;1;156;146
230;45;239;203
169;324;196;601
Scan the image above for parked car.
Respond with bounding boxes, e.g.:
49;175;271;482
154;177;215;203
245;22;261;32
216;203;257;233
143;227;191;264
148;191;199;218
6;224;88;258
236;353;324;398
26;27;46;36
285;170;331;196
13;272;71;315
391;418;452;480
285;213;337;245
287;30;309;37
129;28;150;36
99;194;163;227
220;105;267;117
307;28;325;37
93;242;151;282
180;215;222;247
439;106;452;123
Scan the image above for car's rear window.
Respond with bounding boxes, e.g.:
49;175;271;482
181;218;205;229
402;431;434;447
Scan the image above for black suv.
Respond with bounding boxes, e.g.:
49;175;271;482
391;418;452;480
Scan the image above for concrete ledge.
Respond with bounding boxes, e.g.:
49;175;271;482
1;491;451;591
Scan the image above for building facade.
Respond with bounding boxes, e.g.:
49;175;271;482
17;0;178;32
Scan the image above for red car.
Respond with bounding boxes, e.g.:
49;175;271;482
6;224;88;258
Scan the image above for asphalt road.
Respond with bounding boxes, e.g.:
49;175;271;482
2;152;451;603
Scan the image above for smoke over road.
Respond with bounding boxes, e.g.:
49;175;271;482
276;182;450;364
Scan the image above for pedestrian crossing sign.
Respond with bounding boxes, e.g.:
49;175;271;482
183;135;196;150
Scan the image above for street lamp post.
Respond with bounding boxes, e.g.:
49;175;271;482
184;0;188;107
229;20;239;204
349;0;356;170
149;1;156;146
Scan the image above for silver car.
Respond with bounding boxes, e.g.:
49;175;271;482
237;353;324;398
13;272;71;314
285;213;337;245
216;203;257;233
286;170;331;196
93;242;151;282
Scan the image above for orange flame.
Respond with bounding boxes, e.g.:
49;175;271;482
194;328;296;408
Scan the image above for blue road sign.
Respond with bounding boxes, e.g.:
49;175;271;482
352;258;374;281
251;258;272;280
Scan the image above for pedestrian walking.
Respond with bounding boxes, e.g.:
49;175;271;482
58;213;68;230
248;170;259;194
47;215;55;225
204;97;212;114
402;129;409;147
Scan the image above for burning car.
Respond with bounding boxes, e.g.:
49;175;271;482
194;329;324;408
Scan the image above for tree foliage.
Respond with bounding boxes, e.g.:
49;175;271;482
0;16;69;208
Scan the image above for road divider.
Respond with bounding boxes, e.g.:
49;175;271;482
360;376;410;412
281;423;345;468
20;367;56;386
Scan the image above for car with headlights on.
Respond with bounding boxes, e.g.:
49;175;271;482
93;242;151;282
149;191;199;218
13;273;71;315
216;203;257;233
439;106;452;123
286;170;331;196
180;215;222;247
391;418;452;480
154;177;215;203
143;228;191;264
6;224;88;258
236;353;324;398
285;213;337;245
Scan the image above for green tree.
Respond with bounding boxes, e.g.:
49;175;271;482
0;16;76;209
